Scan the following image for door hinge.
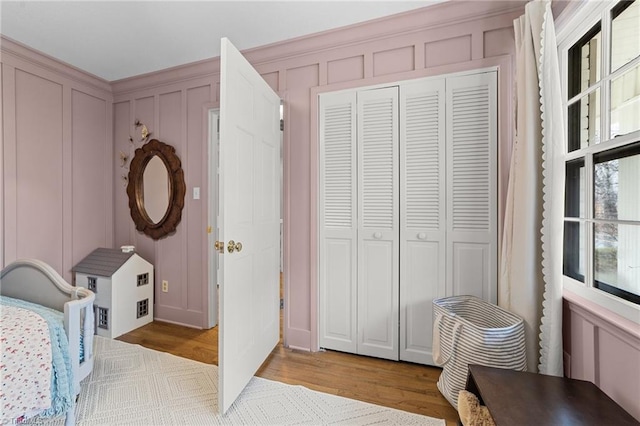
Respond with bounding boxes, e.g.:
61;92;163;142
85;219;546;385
280;119;284;131
280;298;284;310
217;117;220;133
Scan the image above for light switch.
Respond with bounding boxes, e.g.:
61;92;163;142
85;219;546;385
193;187;200;200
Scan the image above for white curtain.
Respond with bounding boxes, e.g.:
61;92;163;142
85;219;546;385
500;0;564;376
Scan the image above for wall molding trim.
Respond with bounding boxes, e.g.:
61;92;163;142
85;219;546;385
239;0;526;65
111;59;220;98
564;289;640;421
564;289;640;348
1;36;112;95
111;1;525;95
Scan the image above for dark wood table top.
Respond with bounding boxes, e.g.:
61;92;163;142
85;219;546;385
466;364;639;426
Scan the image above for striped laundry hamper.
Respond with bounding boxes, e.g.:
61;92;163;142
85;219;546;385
432;295;526;408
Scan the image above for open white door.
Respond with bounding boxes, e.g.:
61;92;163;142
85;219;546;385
218;37;281;414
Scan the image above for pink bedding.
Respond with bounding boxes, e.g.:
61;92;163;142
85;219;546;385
0;305;52;421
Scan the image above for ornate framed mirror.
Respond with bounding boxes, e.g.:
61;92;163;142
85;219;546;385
126;139;186;240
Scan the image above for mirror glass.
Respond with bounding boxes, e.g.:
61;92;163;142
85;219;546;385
142;155;170;224
127;139;186;240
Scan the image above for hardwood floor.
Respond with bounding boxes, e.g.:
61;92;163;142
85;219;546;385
118;320;459;425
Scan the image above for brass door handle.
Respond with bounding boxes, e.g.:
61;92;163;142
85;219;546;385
227;240;243;253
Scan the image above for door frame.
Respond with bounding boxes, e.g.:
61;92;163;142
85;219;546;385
206;108;220;329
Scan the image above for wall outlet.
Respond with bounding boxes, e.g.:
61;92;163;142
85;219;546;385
162;280;169;292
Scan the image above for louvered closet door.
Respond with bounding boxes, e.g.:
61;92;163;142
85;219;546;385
357;87;399;361
399;79;446;365
446;72;497;302
318;91;358;353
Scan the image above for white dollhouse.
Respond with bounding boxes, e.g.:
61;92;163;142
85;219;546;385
73;247;154;338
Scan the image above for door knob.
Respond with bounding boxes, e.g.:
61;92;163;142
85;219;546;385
373;232;382;239
214;241;224;253
227;240;243;253
417;233;427;240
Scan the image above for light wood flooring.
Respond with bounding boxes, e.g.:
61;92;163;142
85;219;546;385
118;320;459;425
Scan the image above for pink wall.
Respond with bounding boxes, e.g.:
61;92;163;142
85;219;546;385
112;79;214;327
3;3;639;418
563;290;640;421
1;37;113;281
109;1;524;336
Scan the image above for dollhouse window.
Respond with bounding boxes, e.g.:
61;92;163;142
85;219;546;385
137;273;149;286
97;307;109;329
87;276;97;293
137;299;149;318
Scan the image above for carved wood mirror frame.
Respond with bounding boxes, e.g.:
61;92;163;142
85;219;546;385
126;139;186;240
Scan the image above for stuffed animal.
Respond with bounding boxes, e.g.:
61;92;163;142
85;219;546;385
457;390;496;426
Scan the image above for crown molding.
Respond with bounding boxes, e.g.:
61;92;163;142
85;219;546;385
1;35;112;95
111;56;220;97
240;0;526;64
111;0;526;95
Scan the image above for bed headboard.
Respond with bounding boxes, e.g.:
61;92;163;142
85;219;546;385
0;259;87;312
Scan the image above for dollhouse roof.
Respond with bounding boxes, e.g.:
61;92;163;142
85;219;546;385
72;248;136;277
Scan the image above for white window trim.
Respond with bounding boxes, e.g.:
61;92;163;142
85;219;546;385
557;0;640;325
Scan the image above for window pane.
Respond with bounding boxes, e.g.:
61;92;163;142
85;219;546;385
595;223;640;304
610;63;640;138
564;221;585;282
611;0;640;72
565;159;585;218
594;142;640;221
568;88;601;151
568;23;601;99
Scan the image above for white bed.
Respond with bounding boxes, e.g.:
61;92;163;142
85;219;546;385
0;259;95;425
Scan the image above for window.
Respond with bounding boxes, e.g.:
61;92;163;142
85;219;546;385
137;299;149;318
137;272;149;287
97;307;109;329
87;276;97;293
562;0;640;312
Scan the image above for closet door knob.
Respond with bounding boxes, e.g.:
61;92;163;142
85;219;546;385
417;232;427;240
373;232;382;239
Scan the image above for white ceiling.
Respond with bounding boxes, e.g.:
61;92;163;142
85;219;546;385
0;1;439;81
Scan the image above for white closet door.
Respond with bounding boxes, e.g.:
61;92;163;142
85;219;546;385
357;87;399;361
399;79;446;365
446;72;498;302
318;91;358;353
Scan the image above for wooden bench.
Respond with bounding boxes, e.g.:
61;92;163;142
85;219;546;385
465;364;638;425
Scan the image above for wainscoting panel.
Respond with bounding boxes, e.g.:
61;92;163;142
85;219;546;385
564;291;640;421
113;101;131;247
14;70;64;271
2;38;113;280
424;36;472;68
260;71;280;93
328;56;365;84
483;28;515;58
373;46;415;76
71;89;110;266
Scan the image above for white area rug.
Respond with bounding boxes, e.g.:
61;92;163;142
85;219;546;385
29;337;444;425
